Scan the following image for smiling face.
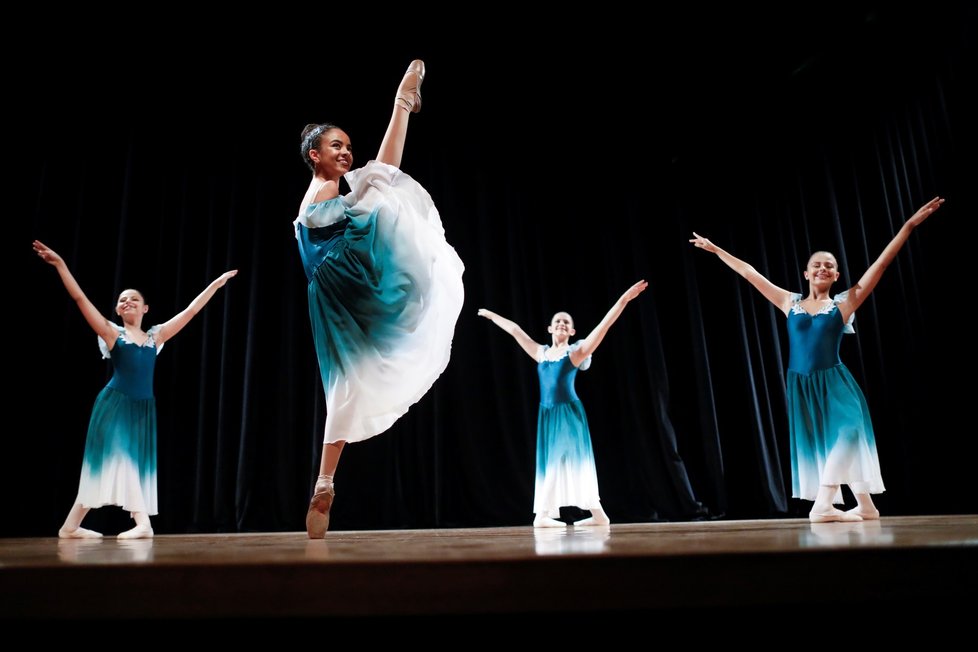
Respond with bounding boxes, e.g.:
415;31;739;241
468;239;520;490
116;289;148;323
804;251;840;290
548;311;575;343
309;128;353;179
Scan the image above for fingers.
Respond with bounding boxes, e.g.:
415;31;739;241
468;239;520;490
624;280;649;300
32;239;57;261
914;196;944;218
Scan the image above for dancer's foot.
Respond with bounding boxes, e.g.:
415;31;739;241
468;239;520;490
117;523;154;539
809;508;862;523
395;59;425;113
574;507;610;526
846;506;880;520
58;526;102;539
533;515;566;528
306;483;335;539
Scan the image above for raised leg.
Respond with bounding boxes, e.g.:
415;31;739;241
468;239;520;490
376;60;425;168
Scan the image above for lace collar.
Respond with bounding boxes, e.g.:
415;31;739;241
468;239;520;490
539;343;592;370
789;299;837;317
99;324;163;359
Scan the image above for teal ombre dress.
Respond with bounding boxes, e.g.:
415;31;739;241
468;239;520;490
75;324;162;514
533;344;601;517
786;293;884;503
294;161;464;443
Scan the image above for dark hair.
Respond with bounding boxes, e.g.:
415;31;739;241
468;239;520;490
117;288;147;303
300;122;340;172
550;311;574;328
806;251;838;267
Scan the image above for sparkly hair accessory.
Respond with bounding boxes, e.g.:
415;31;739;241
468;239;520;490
301;124;330;157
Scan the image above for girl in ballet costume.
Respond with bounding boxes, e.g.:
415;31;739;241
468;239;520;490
295;60;464;538
479;280;648;527
34;239;236;538
689;196;944;522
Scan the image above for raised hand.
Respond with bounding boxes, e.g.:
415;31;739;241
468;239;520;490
32;240;64;267
619;280;649;304
213;270;239;288
688;232;719;253
906;196;944;229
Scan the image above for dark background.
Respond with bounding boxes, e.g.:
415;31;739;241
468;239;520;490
8;4;976;536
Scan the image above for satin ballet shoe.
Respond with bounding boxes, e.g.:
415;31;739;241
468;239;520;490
58;526;103;539
809;510;863;523
117;523;154;539
306;484;335;539
533;515;566;528
574;516;612;527
846;506;880;520
575;507;611;526
395;59;425;113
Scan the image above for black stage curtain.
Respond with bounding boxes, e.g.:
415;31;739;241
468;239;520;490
7;4;976;535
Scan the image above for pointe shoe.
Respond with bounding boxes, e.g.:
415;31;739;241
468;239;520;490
117;523;154;539
395;59;425;113
306;484;335;539
58;526;103;539
809;510;863;523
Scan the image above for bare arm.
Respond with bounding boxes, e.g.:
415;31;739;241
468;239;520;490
569;280;648;366
837;196;944;322
33;240;119;345
155;270;238;345
689;233;793;314
477;308;543;361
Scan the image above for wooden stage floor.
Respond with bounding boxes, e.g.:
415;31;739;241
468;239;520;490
2;515;976;620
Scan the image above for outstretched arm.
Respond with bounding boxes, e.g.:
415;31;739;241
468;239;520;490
477;309;543;361
570;280;648;366
155;270;238;345
838;196;944;322
33;240;119;345
689;233;793;314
